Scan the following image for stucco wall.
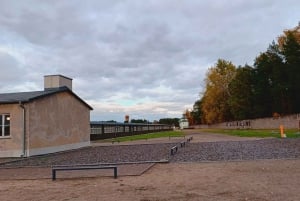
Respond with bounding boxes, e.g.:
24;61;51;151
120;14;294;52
26;92;90;156
250;114;300;129
0;104;23;157
197;114;300;130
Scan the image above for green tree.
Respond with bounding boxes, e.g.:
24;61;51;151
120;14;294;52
197;23;300;122
253;42;290;117
201;59;236;123
228;65;255;120
252;52;275;117
281;32;300;112
130;119;149;123
252;30;300;117
158;118;179;127
191;99;202;124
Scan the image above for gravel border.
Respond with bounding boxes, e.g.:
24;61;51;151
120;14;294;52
171;138;300;162
0;143;177;167
0;138;299;168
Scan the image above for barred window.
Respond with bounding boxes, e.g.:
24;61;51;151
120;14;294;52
0;114;10;137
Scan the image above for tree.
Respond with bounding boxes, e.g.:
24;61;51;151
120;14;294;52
159;118;179;127
281;31;300;113
201;59;236;123
184;109;194;125
196;23;300;122
130;119;148;123
278;23;300;49
228;65;255;120
252;41;290;117
191;99;202;124
251;28;300;117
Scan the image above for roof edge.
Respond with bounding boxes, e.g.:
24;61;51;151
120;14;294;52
44;74;73;80
1;87;93;110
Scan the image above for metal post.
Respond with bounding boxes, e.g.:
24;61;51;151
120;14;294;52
52;169;56;180
114;167;117;179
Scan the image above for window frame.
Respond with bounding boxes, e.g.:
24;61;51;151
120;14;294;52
0;114;10;138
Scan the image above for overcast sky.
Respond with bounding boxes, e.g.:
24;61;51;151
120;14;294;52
0;0;299;122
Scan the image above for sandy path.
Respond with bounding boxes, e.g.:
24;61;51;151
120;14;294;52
0;159;299;201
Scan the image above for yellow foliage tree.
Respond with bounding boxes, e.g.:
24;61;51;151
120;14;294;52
201;59;236;124
278;22;300;49
184;109;194;125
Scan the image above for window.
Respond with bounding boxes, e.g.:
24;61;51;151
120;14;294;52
0;114;10;137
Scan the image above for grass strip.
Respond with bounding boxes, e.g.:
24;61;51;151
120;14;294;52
99;130;185;143
200;129;300;138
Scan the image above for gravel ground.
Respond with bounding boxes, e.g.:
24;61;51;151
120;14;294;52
0;143;176;167
0;138;299;167
171;138;300;162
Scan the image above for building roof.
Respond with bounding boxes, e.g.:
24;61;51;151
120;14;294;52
0;86;93;110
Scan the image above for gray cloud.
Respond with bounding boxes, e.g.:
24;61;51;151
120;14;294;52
0;0;300;121
0;51;22;82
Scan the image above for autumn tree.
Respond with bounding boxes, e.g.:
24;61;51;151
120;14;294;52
252;25;300;116
201;59;236;124
278;23;300;48
195;23;300;123
183;109;194;125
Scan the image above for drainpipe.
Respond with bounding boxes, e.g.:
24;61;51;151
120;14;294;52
19;102;26;157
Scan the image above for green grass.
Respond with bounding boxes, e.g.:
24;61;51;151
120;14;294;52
99;130;185;143
200;128;300;138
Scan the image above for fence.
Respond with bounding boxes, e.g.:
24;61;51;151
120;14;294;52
90;122;172;140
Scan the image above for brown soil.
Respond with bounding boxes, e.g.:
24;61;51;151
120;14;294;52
0;163;155;180
0;160;299;201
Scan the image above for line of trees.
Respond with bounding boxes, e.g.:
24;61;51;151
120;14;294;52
125;118;180;127
158;118;180;127
191;23;300;124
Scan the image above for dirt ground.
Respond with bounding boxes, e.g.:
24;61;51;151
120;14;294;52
0;163;156;180
1;131;299;201
0;159;299;201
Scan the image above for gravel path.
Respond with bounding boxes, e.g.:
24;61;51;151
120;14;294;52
0;143;176;167
171;138;300;162
0;138;299;167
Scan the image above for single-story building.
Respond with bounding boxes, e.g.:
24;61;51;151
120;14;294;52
0;75;93;158
179;118;189;129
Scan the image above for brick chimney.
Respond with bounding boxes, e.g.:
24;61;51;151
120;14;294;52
44;75;72;90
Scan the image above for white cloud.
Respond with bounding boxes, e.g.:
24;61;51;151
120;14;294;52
0;0;300;121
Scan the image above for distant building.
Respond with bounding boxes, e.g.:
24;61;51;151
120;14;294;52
179;118;189;129
0;75;92;157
